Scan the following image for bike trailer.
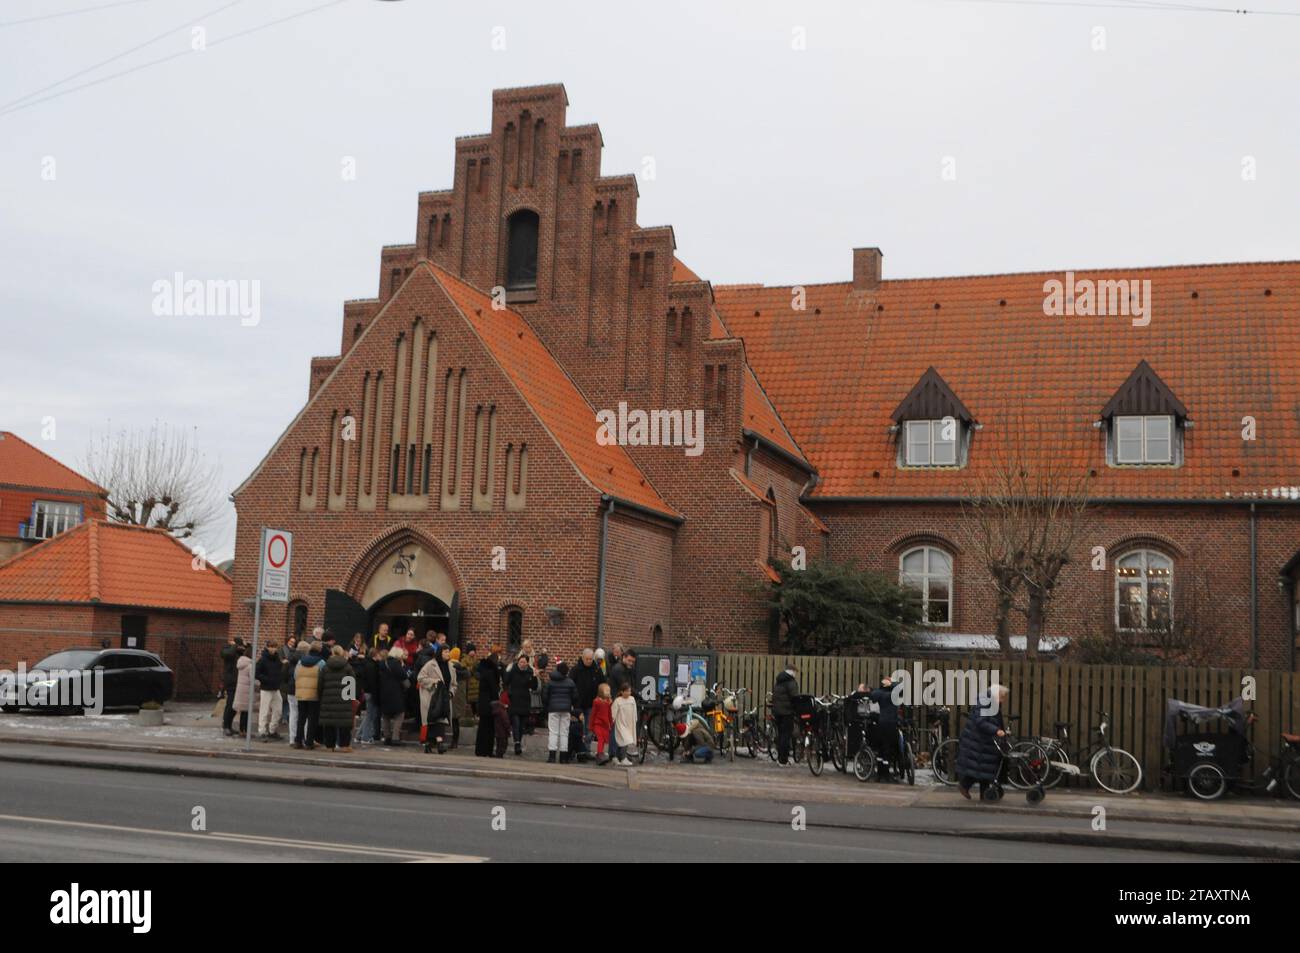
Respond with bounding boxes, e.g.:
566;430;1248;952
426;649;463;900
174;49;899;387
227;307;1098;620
1164;697;1249;780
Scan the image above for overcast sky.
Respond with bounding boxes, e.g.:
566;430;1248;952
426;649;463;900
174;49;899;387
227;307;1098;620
3;0;1297;563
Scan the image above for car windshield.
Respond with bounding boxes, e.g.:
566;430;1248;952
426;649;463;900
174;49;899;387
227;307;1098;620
31;650;100;672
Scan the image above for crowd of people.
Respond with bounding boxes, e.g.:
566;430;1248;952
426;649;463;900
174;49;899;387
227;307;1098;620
217;627;640;765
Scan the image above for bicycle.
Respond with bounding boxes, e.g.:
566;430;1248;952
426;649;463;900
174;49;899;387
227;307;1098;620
920;706;958;785
636;698;675;764
853;711;915;784
1024;710;1143;794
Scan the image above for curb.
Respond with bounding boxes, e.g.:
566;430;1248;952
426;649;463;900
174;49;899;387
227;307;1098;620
2;745;1297;860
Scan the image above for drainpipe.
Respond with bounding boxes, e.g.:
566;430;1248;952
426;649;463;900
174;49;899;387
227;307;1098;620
1249;503;1258;668
595;496;615;648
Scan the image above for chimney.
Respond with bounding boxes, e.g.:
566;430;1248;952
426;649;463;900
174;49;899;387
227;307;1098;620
852;247;882;292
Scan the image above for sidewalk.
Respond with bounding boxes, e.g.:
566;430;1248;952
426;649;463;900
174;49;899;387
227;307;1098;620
2;703;1298;840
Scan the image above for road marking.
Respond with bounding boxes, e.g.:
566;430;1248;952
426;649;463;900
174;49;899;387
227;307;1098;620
0;814;486;862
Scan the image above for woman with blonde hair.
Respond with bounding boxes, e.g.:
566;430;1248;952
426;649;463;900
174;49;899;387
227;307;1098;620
377;645;409;745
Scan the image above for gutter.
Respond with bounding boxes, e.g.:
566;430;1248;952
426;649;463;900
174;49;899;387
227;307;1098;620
742;429;817;476
1250;502;1259;668
595;497;614;648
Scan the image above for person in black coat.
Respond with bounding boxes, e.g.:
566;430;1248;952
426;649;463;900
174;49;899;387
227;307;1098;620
570;650;605;753
865;677;903;778
220;638;246;736
770;661;799;765
377;651;409;745
353;648;380;743
504;654;539;756
955;686;1010;799
474;653;503;757
254;645;284;739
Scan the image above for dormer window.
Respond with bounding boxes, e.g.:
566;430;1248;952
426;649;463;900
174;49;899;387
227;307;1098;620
1114;415;1172;465
1101;361;1187;468
891;367;973;469
905;419;958;466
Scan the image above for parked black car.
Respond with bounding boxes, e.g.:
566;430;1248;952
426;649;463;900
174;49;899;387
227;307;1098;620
0;648;174;713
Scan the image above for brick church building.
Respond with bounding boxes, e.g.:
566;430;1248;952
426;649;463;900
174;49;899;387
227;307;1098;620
232;84;1300;670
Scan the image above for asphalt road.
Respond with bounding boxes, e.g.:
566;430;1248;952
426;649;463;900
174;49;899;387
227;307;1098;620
0;760;1235;862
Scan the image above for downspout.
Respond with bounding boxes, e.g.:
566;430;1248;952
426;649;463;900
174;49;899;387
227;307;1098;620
1249;503;1258;668
595;496;615;648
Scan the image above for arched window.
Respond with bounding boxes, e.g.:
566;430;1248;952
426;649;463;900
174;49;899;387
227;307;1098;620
500;606;524;653
505;210;539;291
766;487;779;557
287;602;309;642
900;546;952;626
1115;549;1173;630
651;623;664;647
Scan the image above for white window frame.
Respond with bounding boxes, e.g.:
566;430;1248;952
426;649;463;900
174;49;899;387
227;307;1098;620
1114;415;1173;465
29;500;82;540
904;419;959;467
1114;549;1174;632
899;545;953;627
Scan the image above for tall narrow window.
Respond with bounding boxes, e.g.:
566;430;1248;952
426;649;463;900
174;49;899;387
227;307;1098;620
900;546;953;626
505;210;539;291
1115;549;1173;630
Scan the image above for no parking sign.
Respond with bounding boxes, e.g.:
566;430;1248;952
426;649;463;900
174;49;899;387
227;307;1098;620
259;528;292;603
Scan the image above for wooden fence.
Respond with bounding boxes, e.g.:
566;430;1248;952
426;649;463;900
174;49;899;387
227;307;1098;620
716;652;1300;790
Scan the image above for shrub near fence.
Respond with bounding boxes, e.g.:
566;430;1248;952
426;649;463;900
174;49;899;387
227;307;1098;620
717;653;1300;791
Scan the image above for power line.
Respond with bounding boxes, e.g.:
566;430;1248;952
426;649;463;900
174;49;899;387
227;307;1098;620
1;1;244;113
0;0;157;29
0;0;349;118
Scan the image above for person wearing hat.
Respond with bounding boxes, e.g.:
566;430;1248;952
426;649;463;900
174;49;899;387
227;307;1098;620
449;646;468;748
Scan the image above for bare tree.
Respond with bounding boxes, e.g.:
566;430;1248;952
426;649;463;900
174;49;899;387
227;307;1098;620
961;417;1091;659
83;422;224;542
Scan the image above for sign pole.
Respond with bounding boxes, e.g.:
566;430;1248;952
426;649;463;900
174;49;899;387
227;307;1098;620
246;527;264;752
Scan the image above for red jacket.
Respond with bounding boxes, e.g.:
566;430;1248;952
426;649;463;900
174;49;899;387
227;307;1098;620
590;697;613;738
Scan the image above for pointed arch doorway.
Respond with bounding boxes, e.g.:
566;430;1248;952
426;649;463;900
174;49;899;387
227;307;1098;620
325;533;463;646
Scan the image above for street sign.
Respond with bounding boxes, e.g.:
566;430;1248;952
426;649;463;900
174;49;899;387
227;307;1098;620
259;528;292;603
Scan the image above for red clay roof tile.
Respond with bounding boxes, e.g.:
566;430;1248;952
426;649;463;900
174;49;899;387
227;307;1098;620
0;432;105;496
0;520;231;613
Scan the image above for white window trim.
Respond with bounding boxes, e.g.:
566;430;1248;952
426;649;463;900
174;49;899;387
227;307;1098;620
1114;548;1174;632
900;545;954;627
1113;415;1174;466
903;419;960;467
29;500;82;540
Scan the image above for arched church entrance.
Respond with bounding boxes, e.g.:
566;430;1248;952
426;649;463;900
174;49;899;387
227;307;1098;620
325;533;464;646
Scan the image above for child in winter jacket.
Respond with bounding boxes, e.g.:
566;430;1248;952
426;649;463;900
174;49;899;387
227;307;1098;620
611;682;638;766
590;683;613;764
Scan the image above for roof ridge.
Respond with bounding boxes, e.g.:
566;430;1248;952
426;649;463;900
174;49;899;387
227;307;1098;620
419;262;680;520
87;520;100;602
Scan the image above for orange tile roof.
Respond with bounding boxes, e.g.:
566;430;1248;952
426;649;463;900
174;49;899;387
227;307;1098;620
742;364;809;467
0;432;105;496
672;258;701;282
0;520;232;613
714;262;1300;501
425;264;681;519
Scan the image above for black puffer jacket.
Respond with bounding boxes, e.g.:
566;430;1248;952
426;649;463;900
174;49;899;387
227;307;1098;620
255;650;283;691
504;665;538;716
377;657;408;717
954;694;1005;782
319;655;357;728
221;643;243;690
542;670;579;714
770;670;799;717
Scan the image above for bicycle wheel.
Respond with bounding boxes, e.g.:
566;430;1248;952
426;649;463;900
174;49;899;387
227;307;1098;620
637;724;650;764
1091;747;1143;794
807;735;824;776
1187;762;1227;801
830;725;847;773
1008;741;1049;790
902;741;916;786
1284;755;1300;801
931;739;960;786
853;745;877;782
792;730;805;763
1041;743;1069;790
766;723;779;761
744;725;761;758
726;725;736;762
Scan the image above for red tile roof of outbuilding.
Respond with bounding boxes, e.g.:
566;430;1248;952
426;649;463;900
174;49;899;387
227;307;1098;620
0;520;231;614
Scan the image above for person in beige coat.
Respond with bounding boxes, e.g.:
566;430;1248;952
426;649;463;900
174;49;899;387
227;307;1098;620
231;654;253;736
611;681;638;766
417;645;458;754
